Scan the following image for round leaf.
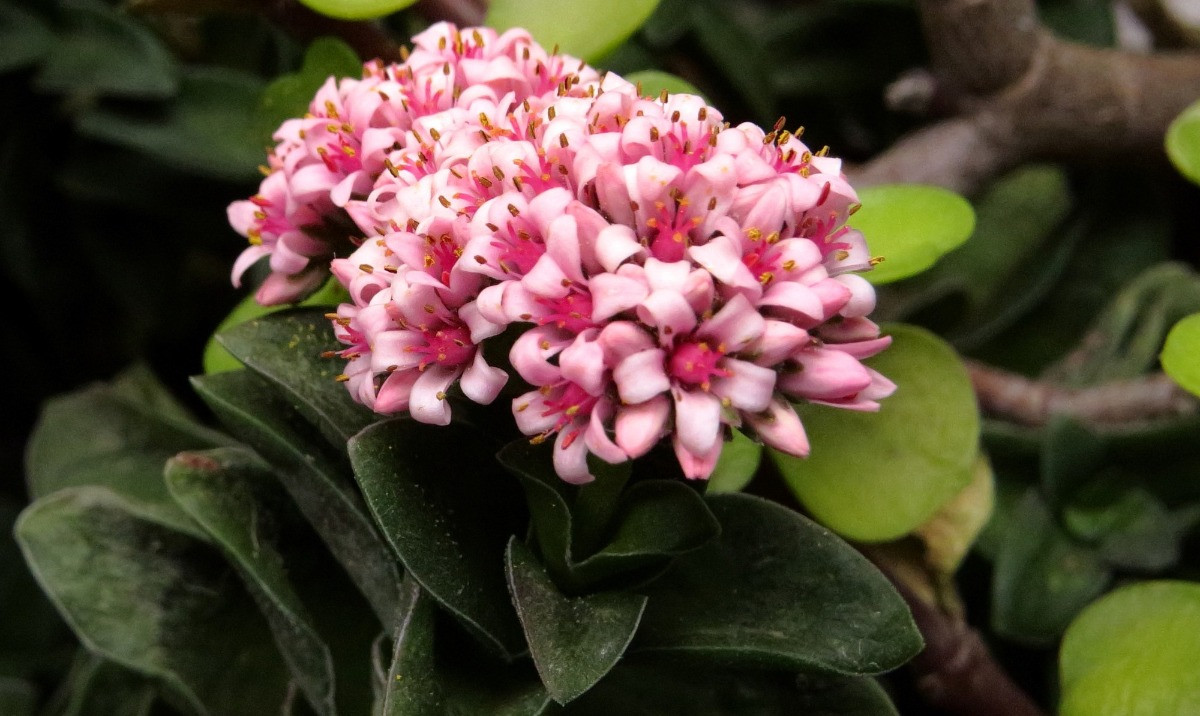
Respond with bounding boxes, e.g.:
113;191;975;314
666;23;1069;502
1059;581;1200;716
294;0;418;20
852;184;975;285
1166;99;1200;186
774;324;980;542
1161;312;1200;397
485;0;661;62
706;429;762;494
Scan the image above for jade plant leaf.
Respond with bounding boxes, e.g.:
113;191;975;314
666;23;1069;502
622;70;702;98
348;419;527;658
1166;99;1200;186
26;366;231;539
216;308;374;445
255;36;363;144
164;447;337;716
1059;581;1200;716
15;487;292;715
707;429;763;493
191;370;402;628
50;652;158;716
486;0;661;61
506;539;647;703
774;324;979;542
852;184;975;285
632;493;922;674
1161;312;1200;397
294;0;418;21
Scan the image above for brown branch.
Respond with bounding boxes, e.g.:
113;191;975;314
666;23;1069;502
852;0;1200;193
966;359;1198;427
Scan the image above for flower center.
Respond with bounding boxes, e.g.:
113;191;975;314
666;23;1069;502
408;324;474;369
669;341;730;389
645;195;701;262
536;290;593;333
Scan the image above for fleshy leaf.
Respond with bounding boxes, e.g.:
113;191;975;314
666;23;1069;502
49;652;158;716
506;539;646;703
15;487;291;715
164;447;337;716
633;493;921;674
774;324;979;542
622;70;702;98
706;429;763;493
486;0;661;61
1161;312;1200;397
1166;99;1200;186
216;308;374;445
191;370;403;628
852;184;975;285
348;419;527;658
294;0;418;20
1059;581;1200;716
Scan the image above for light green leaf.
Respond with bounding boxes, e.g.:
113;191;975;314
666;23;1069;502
774;324;979;542
164;447;337;716
853;184;975;285
1161;312;1200;397
486;0;661;62
707;429;762;493
1166;99;1200;186
15;487;291;715
506;539;646;704
1060;581;1200;716
294;0;418;20
622;70;702;99
633;493;922;674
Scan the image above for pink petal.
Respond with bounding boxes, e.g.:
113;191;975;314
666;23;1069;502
409;365;460;426
712;359;776;413
554;427;594;484
509;326;566;386
559;330;607;396
374;369;421;414
672;433;723;480
512;389;557;435
597;321;656;364
614;394;670;458
745;400;810;457
698;294;764;353
636;290;697;344
673;388;723;457
826;336;892;360
460;350;507;405
590;272;649;322
759;281;824;323
585;400;627;464
753;320;810;367
833;274;877;318
778;348;873;400
688;236;760;295
595;224;645;273
613;349;670;404
231;245;269;287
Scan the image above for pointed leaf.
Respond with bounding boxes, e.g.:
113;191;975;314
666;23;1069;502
506;539;646;703
349;418;527;658
15;487;291;715
853;184;975;285
217;309;375;444
633;493;921;674
486;0;661;62
164;447;337;716
191;370;402;628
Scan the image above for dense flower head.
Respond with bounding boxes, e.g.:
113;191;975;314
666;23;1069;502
231;22;895;482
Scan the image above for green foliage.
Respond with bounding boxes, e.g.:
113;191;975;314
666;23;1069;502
0;3;53;73
775;324;980;541
852;184;976;285
1059;581;1200;716
1167;98;1200;186
622;70;702;98
1161;312;1200;397
707;429;763;494
295;0;419;21
486;0;661;61
256;37;363;145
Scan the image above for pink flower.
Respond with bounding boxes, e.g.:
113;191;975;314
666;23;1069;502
234;23;894;483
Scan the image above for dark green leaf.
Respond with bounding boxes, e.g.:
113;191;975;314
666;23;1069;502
1040;417;1107;509
191;370;402;628
256;37;363;144
0;4;53;73
1063;487;1200;572
349;418;527;658
45;652;157;716
35;0;177;99
793;674;900;715
26;366;231;538
164;447;337;716
633;493;921;674
15;487;291;715
216;309;374;444
78;67;265;181
486;0;661;62
0;677;36;716
991;490;1110;645
0;500;72;680
506;539;646;703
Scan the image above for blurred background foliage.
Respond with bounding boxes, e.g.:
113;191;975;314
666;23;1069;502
4;0;1200;712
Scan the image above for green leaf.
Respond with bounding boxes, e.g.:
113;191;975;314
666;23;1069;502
853;184;975;285
78;67;265;181
216;308;373;445
1062;486;1200;572
164;447;337;716
707;429;762;493
0;677;35;716
1162;312;1200;397
191;370;403;628
0;499;72;681
622;70;702;99
47;652;158;716
1166;98;1200;186
204;280;350;375
793;674;900;716
15;487;291;715
382;576;552;715
26;366;231;539
486;0;661;62
348;418;527;658
1059;581;1200;716
633;493;921;674
0;4;53;73
35;0;177;100
1040;417;1107;509
294;0;418;20
506;539;646;703
775;324;979;541
991;490;1110;645
256;37;363;144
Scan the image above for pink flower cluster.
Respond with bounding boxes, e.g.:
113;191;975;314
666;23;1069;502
230;23;894;483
